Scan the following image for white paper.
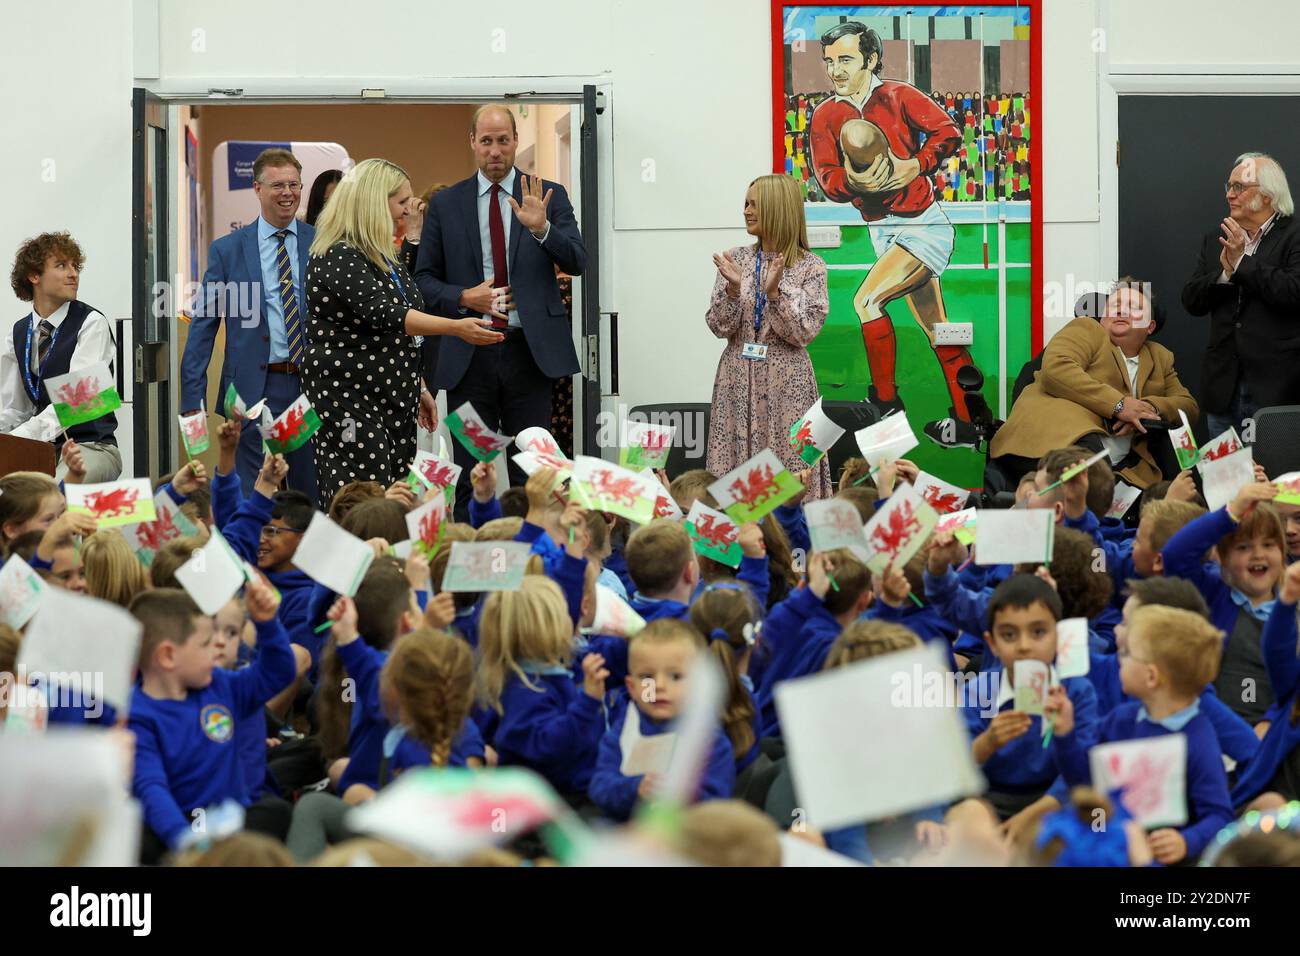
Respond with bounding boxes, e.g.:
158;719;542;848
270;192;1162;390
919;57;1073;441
591;583;645;638
912;471;970;515
294;512;376;598
789;397;845;464
18;589;142;715
1199;446;1254;514
1055;617;1091;679
658;653;727;807
512;449;573;481
973;509;1055;566
776;643;984;829
804;498;869;562
779;832;867;867
174;528;247;616
0;553;48;629
1012;659;1049;715
515;426;567;458
618;705;677;776
440;541;532;592
862;484;938;574
1089;734;1188;828
1105;482;1143;520
854;411;918;468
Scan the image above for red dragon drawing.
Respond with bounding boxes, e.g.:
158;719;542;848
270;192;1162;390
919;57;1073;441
1201;439;1238;462
728;464;781;508
921;485;965;514
590;469;641;508
271;406;306;444
1176;430;1197;454
135;507;181;552
83;487;139;519
462;418;504;454
420;461;458;488
55;378;105;413
1108;751;1175;821
637;429;670;453
790;419;814;455
526;434;560;455
869;501;922;558
652;494;677;519
1279;478;1300;498
418;509;443;552
691;513;738;549
450;794;553;831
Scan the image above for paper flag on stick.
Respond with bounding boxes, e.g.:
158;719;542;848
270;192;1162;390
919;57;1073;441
260;394;321;455
440;541;531;592
618;704;677;777
119;492;199;567
18;588;142;715
1275;471;1300;506
1196;426;1243;469
935;507;976;545
1105;481;1143;521
1055;617;1090;679
862;485;938;574
590;583;646;638
684;500;742;568
446;402;512;463
639;469;682;521
1012;659;1048;715
294;512;376;598
1089;734;1188;828
44;362;121;429
406;451;462;504
66;479;156;529
512;449;573;484
653;653;727;809
571;457;657;524
1037;449;1108;496
788;397;845;467
222;382;266;422
347;766;566;861
912;471;971;514
707;449;803;524
1200;446;1254;514
406;495;447;561
804;498;868;562
178;410;210;457
854;411;918;469
1169;409;1199;470
775;643;984;828
973;509;1055;566
515;426;567;459
0;554;48;629
619;420;676;471
174;528;247;615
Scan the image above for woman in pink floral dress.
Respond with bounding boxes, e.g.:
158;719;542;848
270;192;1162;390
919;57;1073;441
705;174;832;500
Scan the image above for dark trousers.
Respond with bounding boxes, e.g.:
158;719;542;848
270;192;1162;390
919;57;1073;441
987;429;1182;496
235;370;318;503
138;795;294;864
446;331;554;522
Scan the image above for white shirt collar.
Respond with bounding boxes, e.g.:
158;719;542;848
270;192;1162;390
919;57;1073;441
834;72;883;110
995;662;1060;709
32;300;71;329
1247;212;1278;250
477;167;516;197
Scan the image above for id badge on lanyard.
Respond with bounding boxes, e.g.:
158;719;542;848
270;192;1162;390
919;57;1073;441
743;251;768;361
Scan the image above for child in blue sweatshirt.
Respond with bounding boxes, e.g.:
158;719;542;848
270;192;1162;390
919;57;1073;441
960;574;1100;820
870;553;959;668
754;548;872;739
588;618;735;820
688;581;764;774
477;575;608;803
1047;604;1234;864
1161;481;1285;728
127;580;296;858
626;520;702;624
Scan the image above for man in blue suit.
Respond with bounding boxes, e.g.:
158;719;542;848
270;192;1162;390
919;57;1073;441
415;104;587;520
180;147;317;500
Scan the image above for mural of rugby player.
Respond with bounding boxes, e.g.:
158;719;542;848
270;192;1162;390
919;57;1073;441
809;21;979;448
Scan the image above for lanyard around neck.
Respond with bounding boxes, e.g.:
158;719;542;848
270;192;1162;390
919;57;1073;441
22;316;61;403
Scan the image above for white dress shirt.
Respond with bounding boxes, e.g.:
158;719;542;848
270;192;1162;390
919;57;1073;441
1217;213;1277;283
1100;350;1142;466
475;167;551;328
0;301;116;441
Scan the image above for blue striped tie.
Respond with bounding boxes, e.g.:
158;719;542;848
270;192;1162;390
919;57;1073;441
274;229;303;365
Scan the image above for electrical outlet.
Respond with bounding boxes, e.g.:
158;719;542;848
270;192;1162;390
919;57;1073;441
933;323;973;346
807;226;842;249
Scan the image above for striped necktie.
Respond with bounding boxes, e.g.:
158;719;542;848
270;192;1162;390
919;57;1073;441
35;319;54;370
274;229;303;365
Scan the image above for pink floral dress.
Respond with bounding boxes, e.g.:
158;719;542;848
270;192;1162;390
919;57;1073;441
705;245;832;501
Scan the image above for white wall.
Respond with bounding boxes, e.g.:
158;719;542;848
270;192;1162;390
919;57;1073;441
5;0;1299;474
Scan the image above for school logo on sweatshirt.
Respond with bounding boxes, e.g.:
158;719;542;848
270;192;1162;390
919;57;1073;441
200;704;234;743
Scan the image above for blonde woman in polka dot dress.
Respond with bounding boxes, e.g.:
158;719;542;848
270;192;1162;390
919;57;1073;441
305;159;503;509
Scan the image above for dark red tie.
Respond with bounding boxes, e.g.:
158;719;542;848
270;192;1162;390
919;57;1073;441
488;182;508;289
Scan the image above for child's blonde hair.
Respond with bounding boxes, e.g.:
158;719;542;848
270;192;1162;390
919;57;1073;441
1140;499;1206;554
476;516;524;541
476;576;573;712
673;800;782;867
688;582;760;759
1128;604;1224;697
822;619;921;670
668;469;717;513
82;530;150;607
312;838;430;867
149;536;205;589
171;832;295;867
380;628;474;768
0;472;60;540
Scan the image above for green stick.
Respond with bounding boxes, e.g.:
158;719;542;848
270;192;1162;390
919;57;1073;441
827;572;840;593
907;591;923;608
313;620;332;634
1042;715;1055;749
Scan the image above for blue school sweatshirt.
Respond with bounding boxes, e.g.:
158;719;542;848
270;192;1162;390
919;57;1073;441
754;585;842;738
587;693;735;820
1231;597;1300;806
629;593;690;623
514;520;588;625
690;555;770;612
128;617;296;848
222;488;318;640
604;545;636;599
597;566;628;600
385;719;487;779
210;468;244;531
772;503;810;555
450;601;482;648
493;665;606;793
1052;699;1234;860
469;495;502;529
963;660;1101;795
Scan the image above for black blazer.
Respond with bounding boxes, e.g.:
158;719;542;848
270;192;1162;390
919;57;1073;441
1181;214;1300;413
413;171;587;391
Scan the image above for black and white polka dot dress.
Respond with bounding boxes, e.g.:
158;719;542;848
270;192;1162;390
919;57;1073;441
304;241;423;510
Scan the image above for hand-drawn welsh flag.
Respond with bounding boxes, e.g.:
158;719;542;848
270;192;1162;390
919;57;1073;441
515;426;568;460
512;449;574;484
684;500;742;568
788;398;844;467
1276;472;1300;506
912;471;970;515
934;507;977;546
260;394;321;455
406;495;448;561
707;448;802;524
589;584;646;638
639;468;682;521
222;383;266;422
407;451;462;506
178;411;210;457
862;484;938;575
803;498;868;562
66;478;156;529
1169;410;1199;470
570;457;656;524
44;362;121;429
120;492;199;566
1197;426;1242;469
619;420;675;471
446;402;512;463
854;411;918;469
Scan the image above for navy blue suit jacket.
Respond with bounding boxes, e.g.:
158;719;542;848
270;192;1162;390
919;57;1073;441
180;219;315;412
414;171;586;391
